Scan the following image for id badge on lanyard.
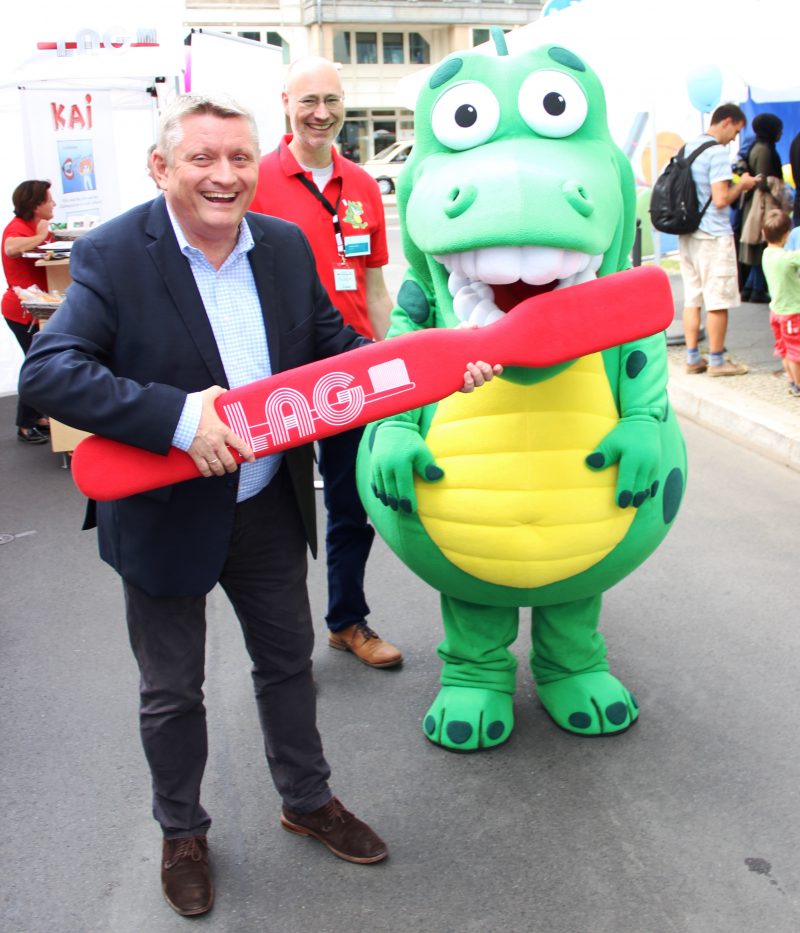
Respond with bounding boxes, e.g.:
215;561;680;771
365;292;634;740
331;214;357;291
294;173;362;293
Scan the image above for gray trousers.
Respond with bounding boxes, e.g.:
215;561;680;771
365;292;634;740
123;466;332;839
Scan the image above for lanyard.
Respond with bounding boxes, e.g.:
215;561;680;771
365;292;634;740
294;172;346;260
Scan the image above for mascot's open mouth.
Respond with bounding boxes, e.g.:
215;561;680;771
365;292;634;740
435;246;603;327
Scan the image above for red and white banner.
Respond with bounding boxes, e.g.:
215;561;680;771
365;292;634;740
1;0;185;86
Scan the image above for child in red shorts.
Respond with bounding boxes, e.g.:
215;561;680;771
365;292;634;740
761;210;800;397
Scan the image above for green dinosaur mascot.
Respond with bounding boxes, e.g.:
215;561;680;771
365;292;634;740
355;33;686;751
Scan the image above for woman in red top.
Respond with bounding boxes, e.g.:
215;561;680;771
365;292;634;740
2;180;55;443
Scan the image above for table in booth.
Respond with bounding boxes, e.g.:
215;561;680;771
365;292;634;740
35;256;71;294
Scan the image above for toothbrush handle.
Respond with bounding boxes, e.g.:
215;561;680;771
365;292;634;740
70;266;673;501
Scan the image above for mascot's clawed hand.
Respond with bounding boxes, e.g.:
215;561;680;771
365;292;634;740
357;33;686;750
586;415;663;509
369;420;443;514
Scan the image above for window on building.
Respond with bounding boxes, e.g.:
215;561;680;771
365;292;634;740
409;32;430;65
237;31;261;43
339;118;368;163
333;31;351;64
473;28;509;48
373;116;397;155
266;31;290;64
356;32;378;65
338;120;365;163
383;33;404;65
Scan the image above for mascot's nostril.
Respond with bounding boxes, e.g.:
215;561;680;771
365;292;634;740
562;180;594;218
444;184;477;219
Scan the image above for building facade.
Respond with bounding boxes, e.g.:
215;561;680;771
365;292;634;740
183;0;543;162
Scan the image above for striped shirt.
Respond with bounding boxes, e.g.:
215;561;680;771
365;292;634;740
168;207;282;501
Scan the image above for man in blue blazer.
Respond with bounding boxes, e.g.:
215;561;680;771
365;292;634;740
21;94;393;918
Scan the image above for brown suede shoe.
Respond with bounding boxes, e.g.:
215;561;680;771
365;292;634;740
280;796;388;864
161;835;214;917
685;357;708;374
328;622;403;668
708;359;749;377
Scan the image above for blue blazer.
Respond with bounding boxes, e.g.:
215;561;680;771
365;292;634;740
20;196;365;597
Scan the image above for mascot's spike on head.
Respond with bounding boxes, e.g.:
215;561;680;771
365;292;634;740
490;25;509;56
356;37;686;752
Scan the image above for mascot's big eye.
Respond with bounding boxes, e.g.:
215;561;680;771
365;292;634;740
518;70;588;138
430;82;501;151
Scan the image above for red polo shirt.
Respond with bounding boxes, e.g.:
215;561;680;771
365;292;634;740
2;217;52;325
250;135;389;339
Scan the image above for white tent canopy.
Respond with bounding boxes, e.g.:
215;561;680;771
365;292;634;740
0;2;186;395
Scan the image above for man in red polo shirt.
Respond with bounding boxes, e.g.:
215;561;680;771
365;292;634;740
250;57;402;669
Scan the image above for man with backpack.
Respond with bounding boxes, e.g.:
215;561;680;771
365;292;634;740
677;103;759;375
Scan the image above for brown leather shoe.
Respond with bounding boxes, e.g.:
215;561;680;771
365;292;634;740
161;835;214;917
328;622;403;668
281;796;388;864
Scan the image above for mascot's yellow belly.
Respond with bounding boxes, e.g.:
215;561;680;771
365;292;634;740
415;353;634;588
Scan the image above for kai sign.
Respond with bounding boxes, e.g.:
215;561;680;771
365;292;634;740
51;94;94;132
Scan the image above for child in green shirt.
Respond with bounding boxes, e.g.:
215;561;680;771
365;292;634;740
761;210;800;396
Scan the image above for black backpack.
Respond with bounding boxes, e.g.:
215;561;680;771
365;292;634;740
649;140;720;234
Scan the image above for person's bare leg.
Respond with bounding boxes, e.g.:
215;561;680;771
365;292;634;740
682;305;708;372
707;307;748;375
706;308;728;355
786;358;800;387
682;305;702;350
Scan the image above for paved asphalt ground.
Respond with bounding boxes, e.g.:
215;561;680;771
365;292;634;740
3;243;800;932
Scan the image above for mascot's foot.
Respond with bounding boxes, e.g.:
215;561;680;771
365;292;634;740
422;686;513;752
536;671;638;736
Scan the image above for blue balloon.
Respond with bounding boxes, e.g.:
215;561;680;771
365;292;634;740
687;65;723;113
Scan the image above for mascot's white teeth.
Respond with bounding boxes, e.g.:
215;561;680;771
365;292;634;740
436;246;602;327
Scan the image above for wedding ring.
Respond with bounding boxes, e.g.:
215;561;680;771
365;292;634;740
208;457;219;464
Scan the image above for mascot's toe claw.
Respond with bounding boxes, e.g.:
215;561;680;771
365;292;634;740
422;686;513;752
445;720;473;744
537;671;639;736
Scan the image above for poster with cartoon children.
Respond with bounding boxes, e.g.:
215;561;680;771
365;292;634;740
58;139;96;193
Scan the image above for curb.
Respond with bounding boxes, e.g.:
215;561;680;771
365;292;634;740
668;362;800;473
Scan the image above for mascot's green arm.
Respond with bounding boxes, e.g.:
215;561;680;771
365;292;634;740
363;270;446;511
588;332;669;508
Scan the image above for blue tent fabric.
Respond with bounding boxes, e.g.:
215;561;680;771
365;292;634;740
739;98;800;166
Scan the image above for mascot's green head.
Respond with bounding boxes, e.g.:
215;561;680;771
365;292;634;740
396;35;636;341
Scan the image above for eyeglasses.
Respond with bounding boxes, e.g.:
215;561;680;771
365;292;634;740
293;95;344;111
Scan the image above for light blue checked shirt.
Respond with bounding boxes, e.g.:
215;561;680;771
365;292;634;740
167;207;282;501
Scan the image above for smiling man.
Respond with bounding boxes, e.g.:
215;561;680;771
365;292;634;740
18;93;392;918
251;57;403;672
